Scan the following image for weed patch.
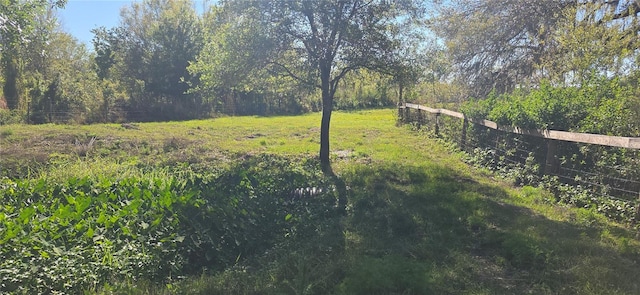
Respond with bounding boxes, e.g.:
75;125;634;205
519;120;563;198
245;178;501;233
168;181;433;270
0;155;340;294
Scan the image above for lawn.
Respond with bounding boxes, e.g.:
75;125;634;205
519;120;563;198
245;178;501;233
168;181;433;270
1;109;639;294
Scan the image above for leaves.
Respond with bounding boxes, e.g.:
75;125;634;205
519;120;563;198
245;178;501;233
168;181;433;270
0;155;337;294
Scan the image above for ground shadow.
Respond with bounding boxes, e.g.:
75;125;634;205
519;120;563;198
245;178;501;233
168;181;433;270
336;162;640;294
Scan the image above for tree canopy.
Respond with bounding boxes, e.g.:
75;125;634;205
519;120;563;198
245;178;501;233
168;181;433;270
432;0;574;97
1;0;66;110
433;0;640;97
92;0;204;121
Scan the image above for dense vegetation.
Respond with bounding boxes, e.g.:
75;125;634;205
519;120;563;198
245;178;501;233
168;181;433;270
0;0;427;125
1;110;640;294
460;78;640;136
1;155;337;293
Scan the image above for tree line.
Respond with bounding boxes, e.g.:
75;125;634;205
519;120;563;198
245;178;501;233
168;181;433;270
1;0;433;125
3;1;640;123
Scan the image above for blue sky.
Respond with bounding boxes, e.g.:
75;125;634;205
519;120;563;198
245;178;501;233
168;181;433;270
58;0;131;46
57;0;209;47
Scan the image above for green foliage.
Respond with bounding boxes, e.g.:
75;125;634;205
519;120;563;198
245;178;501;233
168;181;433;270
434;1;640;97
333;70;396;110
449;127;639;226
13;18;104;124
461;79;638;135
92;0;205;121
540;176;637;225
432;0;569;97
1;0;67;110
190;5;274;95
456;78;640;224
0;155;338;294
540;3;640;85
0;109;23;125
489;85;585;130
0;176;192;293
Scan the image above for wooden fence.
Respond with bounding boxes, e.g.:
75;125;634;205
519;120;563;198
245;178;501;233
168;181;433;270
399;102;640;174
399;103;640;149
399;102;640;223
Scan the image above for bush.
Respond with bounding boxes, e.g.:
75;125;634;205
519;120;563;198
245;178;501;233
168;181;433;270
0;155;339;294
0;109;24;125
461;78;638;133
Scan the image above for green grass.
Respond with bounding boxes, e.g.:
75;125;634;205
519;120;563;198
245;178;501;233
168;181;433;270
1;109;640;294
0;110;461;177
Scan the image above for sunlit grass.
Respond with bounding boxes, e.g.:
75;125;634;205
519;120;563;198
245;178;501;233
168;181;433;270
2;109;461;178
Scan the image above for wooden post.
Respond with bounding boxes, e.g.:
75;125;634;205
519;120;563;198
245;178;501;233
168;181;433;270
404;105;410;124
417;108;423;129
635;192;640;225
461;117;468;150
636;191;640;238
397;103;404;124
544;140;559;175
435;113;440;136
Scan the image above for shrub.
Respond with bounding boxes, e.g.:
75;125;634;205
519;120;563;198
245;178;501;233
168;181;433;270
0;109;24;125
0;155;338;294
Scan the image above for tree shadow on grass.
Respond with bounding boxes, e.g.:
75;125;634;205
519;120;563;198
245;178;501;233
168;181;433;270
166;160;640;295
337;162;640;295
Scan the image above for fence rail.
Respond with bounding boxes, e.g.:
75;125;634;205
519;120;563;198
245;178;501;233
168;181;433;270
401;103;640;149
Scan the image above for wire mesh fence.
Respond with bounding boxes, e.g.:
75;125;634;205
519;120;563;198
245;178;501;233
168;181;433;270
399;103;640;224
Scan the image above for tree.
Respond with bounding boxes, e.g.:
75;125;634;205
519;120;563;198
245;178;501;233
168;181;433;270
20;16;103;124
434;0;640;97
539;1;640;85
190;5;316;116
93;0;204;121
433;0;574;97
0;0;66;110
200;0;426;171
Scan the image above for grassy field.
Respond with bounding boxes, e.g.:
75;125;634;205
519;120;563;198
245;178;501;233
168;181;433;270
1;109;640;294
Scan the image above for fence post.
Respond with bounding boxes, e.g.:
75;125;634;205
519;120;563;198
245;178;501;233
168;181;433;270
417;108;423;128
404;105;410;124
397;103;404;124
461;117;468;150
544;140;560;175
435;113;440;136
636;192;640;238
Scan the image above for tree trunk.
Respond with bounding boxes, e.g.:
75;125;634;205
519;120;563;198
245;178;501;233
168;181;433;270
320;87;333;173
319;66;333;173
3;57;19;110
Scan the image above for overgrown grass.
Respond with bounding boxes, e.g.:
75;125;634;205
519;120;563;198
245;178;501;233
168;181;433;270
1;109;640;294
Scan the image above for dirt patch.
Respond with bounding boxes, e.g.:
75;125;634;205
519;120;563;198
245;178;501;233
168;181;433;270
236;133;265;141
333;150;353;159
